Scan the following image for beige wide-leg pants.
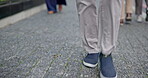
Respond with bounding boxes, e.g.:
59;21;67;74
121;0;133;19
76;0;122;56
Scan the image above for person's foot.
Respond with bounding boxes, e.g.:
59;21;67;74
48;11;55;14
120;19;124;26
99;53;117;78
125;13;132;24
83;53;100;68
145;8;148;21
137;15;143;23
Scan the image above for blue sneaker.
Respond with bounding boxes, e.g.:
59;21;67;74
83;53;100;68
99;53;117;78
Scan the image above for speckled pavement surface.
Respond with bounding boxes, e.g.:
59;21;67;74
0;0;148;78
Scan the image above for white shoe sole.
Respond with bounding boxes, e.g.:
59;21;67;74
83;61;97;68
100;71;117;78
137;21;142;23
120;23;124;26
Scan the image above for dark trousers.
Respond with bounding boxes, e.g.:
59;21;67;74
45;0;57;12
135;0;148;15
57;0;67;5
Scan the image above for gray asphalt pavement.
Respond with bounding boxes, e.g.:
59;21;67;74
0;0;148;78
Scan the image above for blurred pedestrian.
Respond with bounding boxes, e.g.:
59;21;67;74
76;0;122;78
57;0;67;12
45;0;67;14
45;0;57;14
135;0;148;22
120;0;133;25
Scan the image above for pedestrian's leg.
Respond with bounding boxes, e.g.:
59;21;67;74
125;0;133;23
76;0;100;68
120;0;125;25
135;0;143;22
76;0;100;53
98;0;122;78
145;0;148;7
135;0;143;15
145;0;148;21
45;0;50;11
45;0;57;14
58;5;63;12
126;0;133;14
99;0;121;56
57;0;67;12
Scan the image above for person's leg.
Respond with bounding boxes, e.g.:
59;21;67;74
45;0;57;13
76;0;100;54
45;0;50;11
145;0;148;7
120;0;125;25
98;0;121;78
125;0;133;22
135;0;143;22
135;0;142;15
57;0;67;12
99;0;121;56
58;5;63;12
126;0;133;13
145;0;148;21
76;0;100;68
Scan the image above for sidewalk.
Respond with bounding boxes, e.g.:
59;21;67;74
0;0;148;78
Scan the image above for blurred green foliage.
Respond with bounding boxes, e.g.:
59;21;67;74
0;0;8;1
